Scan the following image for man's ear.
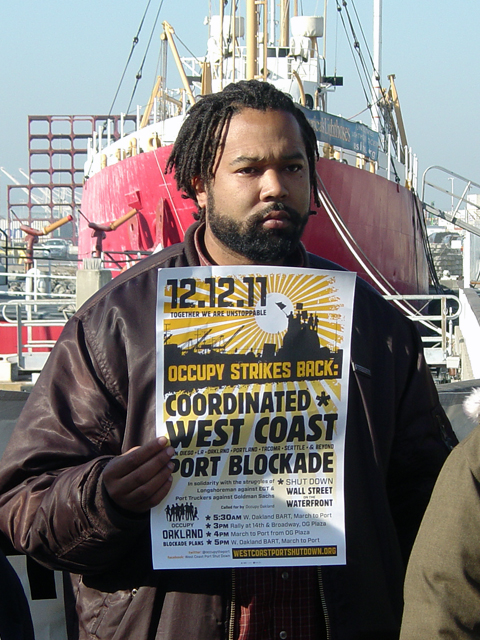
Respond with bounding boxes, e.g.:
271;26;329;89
192;177;207;209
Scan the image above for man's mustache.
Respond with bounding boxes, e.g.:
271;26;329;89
255;202;305;224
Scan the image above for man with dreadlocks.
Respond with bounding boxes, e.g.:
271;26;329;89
0;80;454;640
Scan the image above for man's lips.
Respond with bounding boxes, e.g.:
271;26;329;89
260;209;292;229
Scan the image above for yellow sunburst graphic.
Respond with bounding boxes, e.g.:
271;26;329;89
163;271;344;356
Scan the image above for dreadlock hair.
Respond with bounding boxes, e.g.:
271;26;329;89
165;79;320;220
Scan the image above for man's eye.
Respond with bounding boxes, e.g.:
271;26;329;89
237;167;258;174
286;164;303;172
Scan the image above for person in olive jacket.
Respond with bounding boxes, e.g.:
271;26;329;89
401;388;480;640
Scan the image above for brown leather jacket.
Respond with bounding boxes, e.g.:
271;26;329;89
0;224;455;640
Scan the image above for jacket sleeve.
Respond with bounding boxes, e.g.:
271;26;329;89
350;283;457;563
400;428;480;639
0;315;150;575
387;317;458;562
386;312;457;561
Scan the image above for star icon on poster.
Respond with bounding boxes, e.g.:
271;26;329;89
316;391;331;407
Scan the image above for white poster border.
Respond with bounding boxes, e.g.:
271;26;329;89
152;266;356;570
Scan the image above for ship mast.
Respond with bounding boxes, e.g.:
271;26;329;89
371;0;382;132
246;0;268;80
246;0;257;79
269;0;275;45
219;0;224;88
279;0;289;47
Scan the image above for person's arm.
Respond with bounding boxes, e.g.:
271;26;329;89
384;307;456;561
0;315;172;575
400;430;480;639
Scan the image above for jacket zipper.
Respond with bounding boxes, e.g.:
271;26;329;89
317;567;331;640
228;568;236;640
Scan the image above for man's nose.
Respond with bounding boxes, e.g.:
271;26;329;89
259;169;288;200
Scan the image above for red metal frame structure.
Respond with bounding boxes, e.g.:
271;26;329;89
7;115;135;245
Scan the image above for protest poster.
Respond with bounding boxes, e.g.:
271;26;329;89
151;266;356;569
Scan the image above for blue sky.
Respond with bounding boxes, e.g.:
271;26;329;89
1;0;479;216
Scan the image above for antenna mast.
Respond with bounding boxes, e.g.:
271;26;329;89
371;0;382;133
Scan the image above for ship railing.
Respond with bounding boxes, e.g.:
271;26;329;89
183;44;320;91
0;269;76;377
181;56;207;83
182;51;248;87
287;56;321;85
3;268;76;299
85;92;187;175
421;166;480;229
383;293;461;371
1;296;75;377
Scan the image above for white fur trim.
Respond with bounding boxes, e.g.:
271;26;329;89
463;387;480;422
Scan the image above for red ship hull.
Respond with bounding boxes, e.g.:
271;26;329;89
80;146;428;295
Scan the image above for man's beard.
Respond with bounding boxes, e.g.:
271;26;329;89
206;194;309;263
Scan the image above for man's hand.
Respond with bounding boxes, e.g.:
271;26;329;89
102;437;175;513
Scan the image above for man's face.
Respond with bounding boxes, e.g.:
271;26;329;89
195;108;311;265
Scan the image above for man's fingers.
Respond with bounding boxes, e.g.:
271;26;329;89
105;442;174;488
105;437;172;479
124;473;174;513
103;437;176;512
109;456;174;503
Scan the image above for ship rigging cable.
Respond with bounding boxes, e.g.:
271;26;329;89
126;0;166;115
174;33;204;65
317;176;440;331
108;0;153;117
335;0;388;134
335;1;372;110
